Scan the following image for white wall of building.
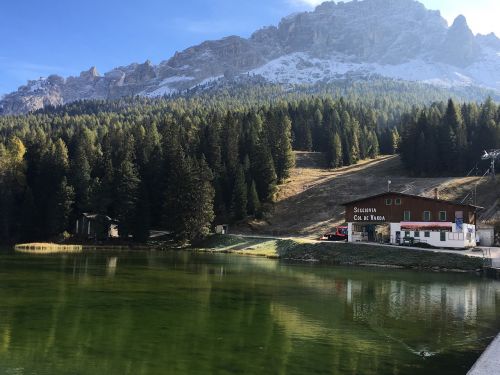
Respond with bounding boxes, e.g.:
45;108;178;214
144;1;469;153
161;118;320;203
347;222;368;243
390;222;476;248
348;222;477;248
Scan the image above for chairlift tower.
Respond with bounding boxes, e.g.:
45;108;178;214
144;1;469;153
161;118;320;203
482;149;500;179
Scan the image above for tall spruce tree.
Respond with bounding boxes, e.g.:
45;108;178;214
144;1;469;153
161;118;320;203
252;141;277;203
115;145;140;238
231;164;247;221
132;183;151;242
247;180;261;217
46;177;75;237
163;154;214;241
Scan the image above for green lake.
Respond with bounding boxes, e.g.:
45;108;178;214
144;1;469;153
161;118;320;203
0;249;499;375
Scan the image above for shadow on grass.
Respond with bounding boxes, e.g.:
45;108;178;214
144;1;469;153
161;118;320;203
277;241;484;271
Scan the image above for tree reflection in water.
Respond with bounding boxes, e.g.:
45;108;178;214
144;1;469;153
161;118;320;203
0;250;498;375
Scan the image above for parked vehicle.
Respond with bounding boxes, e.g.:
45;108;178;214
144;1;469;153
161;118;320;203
320;226;348;241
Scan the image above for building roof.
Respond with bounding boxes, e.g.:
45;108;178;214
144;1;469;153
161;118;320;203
341;192;483;209
81;213;119;223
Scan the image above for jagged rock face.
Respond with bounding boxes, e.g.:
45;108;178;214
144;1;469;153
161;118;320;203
163;36;267;78
1;0;499;115
437;15;481;67
276;0;447;63
477;33;500;51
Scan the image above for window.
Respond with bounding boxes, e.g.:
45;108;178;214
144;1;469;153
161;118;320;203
449;233;464;241
440;231;446;242
439;211;447;221
395;198;402;205
404;211;411;221
424;232;430;238
423;211;431;222
405;231;410;237
414;231;420;237
386;199;392;205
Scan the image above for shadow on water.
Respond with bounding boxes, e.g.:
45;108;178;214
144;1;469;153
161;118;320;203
0;249;499;375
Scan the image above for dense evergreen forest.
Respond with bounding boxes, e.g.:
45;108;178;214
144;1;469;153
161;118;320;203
400;98;500;176
0;96;391;243
0;93;498;244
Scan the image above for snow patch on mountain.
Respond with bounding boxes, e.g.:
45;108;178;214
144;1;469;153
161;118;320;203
28;79;46;93
196;75;224;87
249;51;500;91
160;76;195;85
249;53;357;84
2;0;500;115
139;75;225;98
141;85;177;98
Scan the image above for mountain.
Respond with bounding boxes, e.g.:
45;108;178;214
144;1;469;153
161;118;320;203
2;0;500;115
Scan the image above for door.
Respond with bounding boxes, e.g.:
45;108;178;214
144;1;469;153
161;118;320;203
367;225;376;242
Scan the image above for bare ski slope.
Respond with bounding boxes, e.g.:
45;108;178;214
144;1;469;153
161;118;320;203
245;153;499;237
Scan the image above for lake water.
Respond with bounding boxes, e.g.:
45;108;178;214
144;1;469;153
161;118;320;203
0;249;499;375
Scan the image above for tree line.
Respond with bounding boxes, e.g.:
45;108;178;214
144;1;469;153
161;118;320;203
400;98;500;176
0;95;401;243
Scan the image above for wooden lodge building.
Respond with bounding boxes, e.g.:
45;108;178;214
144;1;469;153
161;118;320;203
342;191;482;248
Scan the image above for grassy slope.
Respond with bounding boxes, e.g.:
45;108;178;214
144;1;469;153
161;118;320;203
242;153;499;237
193;235;484;271
276;241;484;271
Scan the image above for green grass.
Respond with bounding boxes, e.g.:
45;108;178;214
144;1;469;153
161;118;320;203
192;236;485;271
192;234;248;249
191;235;280;258
276;241;484;271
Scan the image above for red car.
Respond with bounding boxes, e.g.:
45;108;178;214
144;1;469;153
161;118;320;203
320;226;348;241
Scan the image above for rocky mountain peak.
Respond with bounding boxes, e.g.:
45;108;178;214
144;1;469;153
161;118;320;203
1;0;499;115
437;14;480;67
477;32;500;51
80;66;100;80
448;15;476;42
450;15;468;30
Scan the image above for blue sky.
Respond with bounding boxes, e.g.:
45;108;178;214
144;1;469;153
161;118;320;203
1;0;498;95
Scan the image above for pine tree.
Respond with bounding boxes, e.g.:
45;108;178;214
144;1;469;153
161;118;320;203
163;155;215;241
231;165;247;221
443;99;467;172
251;141;277;203
19;188;37;241
367;130;380;159
132;183;151;242
115;152;140;238
332;133;343;168
188;157;215;239
326;132;343;168
46;177;75;237
247;180;261;218
264;109;295;183
390;128;400;154
0;138;27;241
71;143;92;213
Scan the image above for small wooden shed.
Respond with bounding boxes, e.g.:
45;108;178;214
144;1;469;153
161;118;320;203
215;225;229;235
75;213;119;241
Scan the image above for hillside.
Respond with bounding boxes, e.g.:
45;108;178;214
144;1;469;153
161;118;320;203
243;153;499;237
2;0;500;114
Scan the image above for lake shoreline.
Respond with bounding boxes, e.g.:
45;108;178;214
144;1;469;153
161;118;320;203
192;235;485;273
12;237;485;274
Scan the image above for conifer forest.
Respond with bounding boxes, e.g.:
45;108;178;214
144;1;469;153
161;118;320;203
0;94;499;243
